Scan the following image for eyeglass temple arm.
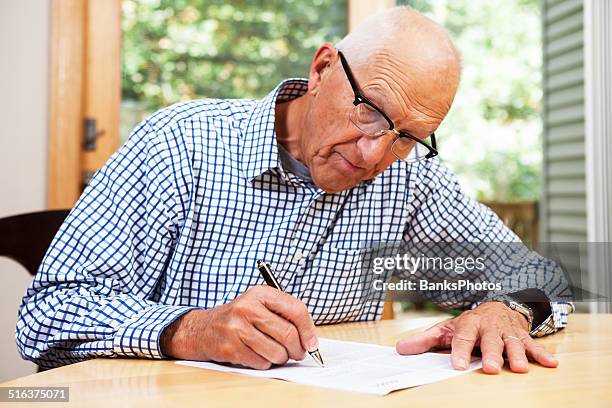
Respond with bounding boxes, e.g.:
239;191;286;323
338;52;363;106
400;132;439;158
339;50;408;133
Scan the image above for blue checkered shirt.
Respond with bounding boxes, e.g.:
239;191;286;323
16;79;573;368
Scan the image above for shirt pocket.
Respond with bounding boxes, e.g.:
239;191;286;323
306;244;389;324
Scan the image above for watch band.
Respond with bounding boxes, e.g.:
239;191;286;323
507;288;553;332
502;299;534;331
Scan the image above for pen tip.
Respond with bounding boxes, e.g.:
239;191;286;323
309;349;325;368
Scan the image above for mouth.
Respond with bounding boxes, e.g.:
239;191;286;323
333;151;365;175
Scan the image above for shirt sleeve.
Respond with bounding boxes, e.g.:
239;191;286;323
15;119;201;369
400;158;574;336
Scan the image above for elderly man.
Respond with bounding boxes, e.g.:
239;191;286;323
17;7;572;375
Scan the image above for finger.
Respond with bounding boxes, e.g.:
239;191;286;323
451;318;479;370
239;325;290;365
524;338;558;368
479;329;504;374
396;324;447;355
503;334;529;373
259;288;319;352
233;342;273;370
251;308;306;361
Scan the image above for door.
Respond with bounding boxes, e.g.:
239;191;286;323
47;0;121;209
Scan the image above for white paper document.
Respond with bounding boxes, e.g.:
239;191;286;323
176;338;482;395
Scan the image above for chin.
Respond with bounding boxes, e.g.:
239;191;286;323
311;160;363;193
318;184;346;193
312;174;359;193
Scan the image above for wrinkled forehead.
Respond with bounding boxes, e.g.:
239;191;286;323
353;56;453;138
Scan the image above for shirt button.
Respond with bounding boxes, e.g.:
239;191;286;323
293;251;304;262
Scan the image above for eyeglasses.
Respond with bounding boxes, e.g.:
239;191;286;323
338;50;438;163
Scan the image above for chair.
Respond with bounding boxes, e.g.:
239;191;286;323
0;210;70;276
0;209;70;374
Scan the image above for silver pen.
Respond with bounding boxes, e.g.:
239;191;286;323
256;260;325;367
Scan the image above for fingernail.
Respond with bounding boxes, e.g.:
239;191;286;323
307;337;319;352
456;358;468;369
486;359;500;371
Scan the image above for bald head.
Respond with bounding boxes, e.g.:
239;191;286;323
336;7;460;66
336;6;461;130
274;7;463;193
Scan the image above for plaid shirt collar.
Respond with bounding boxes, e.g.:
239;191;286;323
240;78;309;182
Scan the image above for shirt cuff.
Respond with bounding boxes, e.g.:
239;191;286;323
529;302;575;337
113;304;202;359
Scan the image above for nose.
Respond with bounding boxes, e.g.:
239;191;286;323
355;132;394;166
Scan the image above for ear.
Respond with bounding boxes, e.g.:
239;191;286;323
307;43;338;96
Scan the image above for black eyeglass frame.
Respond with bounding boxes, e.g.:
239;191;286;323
337;50;439;161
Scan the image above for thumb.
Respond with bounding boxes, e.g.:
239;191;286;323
396;325;446;355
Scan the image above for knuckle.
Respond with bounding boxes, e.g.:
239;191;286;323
226;317;243;332
452;335;474;345
297;300;309;315
246;285;266;297
280;324;297;345
231;301;254;318
225;312;244;331
457;317;480;332
246;285;260;293
504;340;524;353
288;302;304;318
489;337;504;349
230;300;246;315
288;299;308;318
515;341;527;352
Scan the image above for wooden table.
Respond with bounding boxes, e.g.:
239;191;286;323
2;314;611;407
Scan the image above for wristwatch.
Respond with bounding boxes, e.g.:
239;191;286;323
502;299;534;331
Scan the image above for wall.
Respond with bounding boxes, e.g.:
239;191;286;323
0;0;50;382
541;0;586;242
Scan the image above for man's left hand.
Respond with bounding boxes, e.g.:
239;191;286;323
395;302;558;374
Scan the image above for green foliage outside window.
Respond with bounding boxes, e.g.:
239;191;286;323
401;0;542;201
122;0;347;110
122;0;542;201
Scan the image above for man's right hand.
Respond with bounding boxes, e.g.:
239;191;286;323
160;285;319;369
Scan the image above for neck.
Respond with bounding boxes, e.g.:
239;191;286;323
274;96;306;163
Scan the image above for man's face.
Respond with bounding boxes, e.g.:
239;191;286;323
301;49;455;193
